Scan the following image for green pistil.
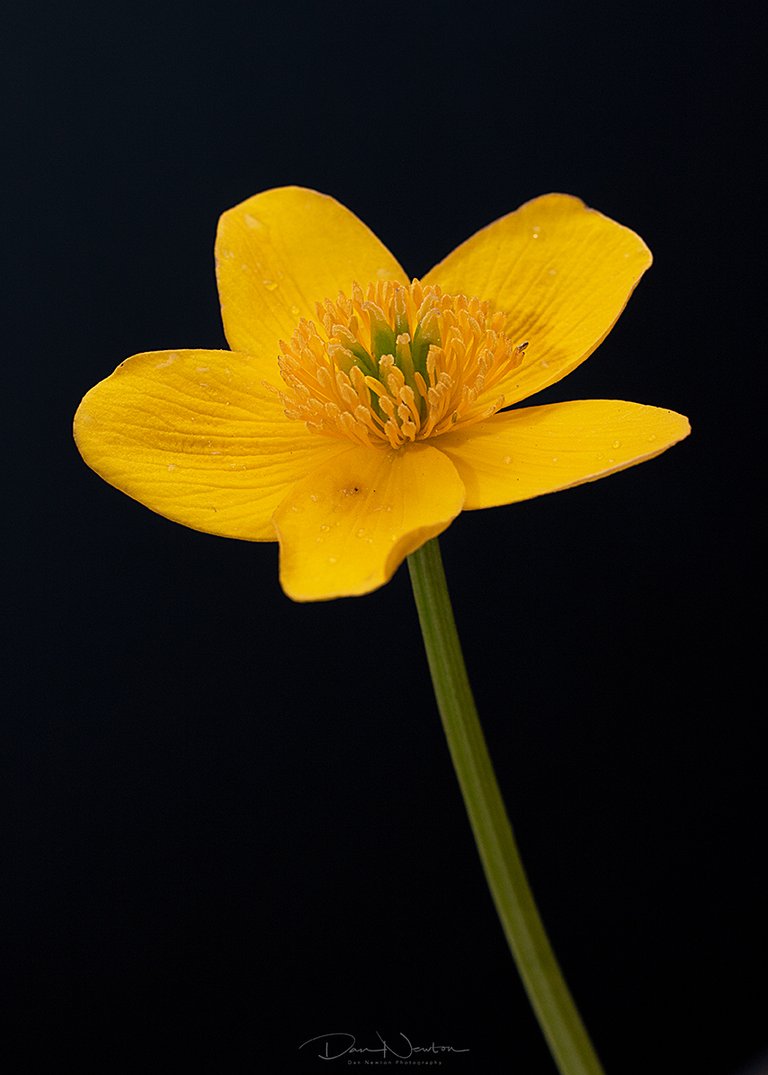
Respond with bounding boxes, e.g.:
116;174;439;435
395;333;417;385
336;301;443;427
411;308;441;380
367;304;397;362
394;333;427;420
334;326;378;376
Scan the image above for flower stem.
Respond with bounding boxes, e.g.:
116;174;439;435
407;537;605;1075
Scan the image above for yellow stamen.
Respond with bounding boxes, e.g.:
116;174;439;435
277;280;526;448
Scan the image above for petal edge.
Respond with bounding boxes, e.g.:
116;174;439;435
274;443;465;601
424;194;652;405
435;400;690;509
74;349;347;541
216;186;408;358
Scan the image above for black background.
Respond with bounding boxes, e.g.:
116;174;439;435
5;1;764;1072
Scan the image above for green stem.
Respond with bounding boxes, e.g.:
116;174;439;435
407;537;605;1075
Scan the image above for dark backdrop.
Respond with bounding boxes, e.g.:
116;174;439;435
5;1;763;1072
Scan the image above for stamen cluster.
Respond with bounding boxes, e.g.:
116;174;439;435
277;280;526;448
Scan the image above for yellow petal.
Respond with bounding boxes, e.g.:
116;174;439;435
74;349;347;540
423;194;652;405
273;443;465;601
436;400;690;509
215;186;408;358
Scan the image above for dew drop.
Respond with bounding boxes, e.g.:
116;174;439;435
167;464;177;472
647;433;657;442
356;528;366;538
328;556;338;564
503;455;512;464
290;505;303;513
240;264;250;273
263;279;278;291
320;524;330;532
612;439;621;448
309;494;321;503
531;226;541;238
290;305;300;316
607;457;615;464
547;267;557;276
551;456;559;463
244;213;265;231
539;359;549;369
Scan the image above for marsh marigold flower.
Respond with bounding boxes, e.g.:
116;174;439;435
74;188;690;600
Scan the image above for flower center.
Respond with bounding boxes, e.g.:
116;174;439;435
277;279;527;449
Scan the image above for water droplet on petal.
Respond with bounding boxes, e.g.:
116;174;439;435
647;433;657;442
612;439;621;448
320;524;330;532
263;279;278;291
551;456;559;463
290;305;300;316
356;528;366;538
547;267;557;276
531;226;541;238
309;494;321;503
328;556;338;564
244;213;265;232
167;464;177;472
503;455;512;464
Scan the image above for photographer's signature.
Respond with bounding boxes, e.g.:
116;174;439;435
299;1031;469;1061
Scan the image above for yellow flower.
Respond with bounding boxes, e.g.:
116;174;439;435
74;187;690;601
